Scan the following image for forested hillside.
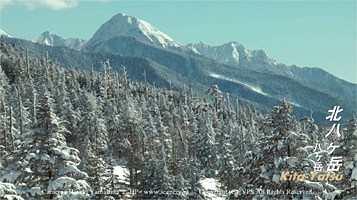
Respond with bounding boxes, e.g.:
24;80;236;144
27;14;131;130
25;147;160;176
5;37;356;124
0;38;356;199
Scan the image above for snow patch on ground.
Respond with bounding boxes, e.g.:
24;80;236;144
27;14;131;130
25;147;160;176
210;72;268;96
113;165;129;184
199;178;225;200
325;190;344;200
112;166;225;199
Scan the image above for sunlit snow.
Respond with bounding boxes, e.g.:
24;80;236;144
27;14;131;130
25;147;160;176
0;29;12;38
114;165;130;184
87;13;182;49
210;72;268;96
199;178;225;200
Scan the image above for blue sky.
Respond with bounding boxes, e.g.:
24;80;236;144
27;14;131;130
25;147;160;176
1;1;356;83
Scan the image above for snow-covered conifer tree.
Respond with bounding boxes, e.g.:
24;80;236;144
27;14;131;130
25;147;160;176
17;92;90;199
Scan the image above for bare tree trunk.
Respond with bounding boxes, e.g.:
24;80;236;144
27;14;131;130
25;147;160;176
240;118;244;166
32;92;36;125
227;161;231;192
111;166;115;191
91;65;94;90
141;137;145;158
2;100;7;150
182;84;186;105
2;127;6;150
129;152;134;187
2;124;6;151
94;127;98;153
9;107;14;151
49;168;54;199
215;96;218;112
26;48;30;77
17;86;23;138
236;98;239;121
135;168;138;188
45;51;49;73
168;80;172;102
227;93;231;118
122;66;127;85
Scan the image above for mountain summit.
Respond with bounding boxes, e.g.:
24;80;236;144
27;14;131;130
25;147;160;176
34;31;86;50
187;42;276;68
186;42;295;76
86;13;183;51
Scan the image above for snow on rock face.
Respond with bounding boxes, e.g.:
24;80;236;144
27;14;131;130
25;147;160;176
187;42;279;68
187;42;250;66
0;29;12;38
34;31;86;50
87;13;182;50
186;42;299;77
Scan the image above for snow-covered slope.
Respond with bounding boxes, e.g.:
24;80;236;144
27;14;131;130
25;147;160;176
33;31;86;50
86;13;183;51
82;13;355;100
0;29;12;38
210;72;268;96
113;166;129;185
187;42;251;66
199;178;225;200
186;42;292;76
186;41;356;100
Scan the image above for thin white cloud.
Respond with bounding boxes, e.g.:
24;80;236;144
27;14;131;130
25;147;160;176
0;0;13;10
1;0;109;10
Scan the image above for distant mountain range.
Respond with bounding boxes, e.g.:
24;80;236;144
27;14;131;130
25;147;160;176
33;31;86;50
186;41;356;100
2;13;356;123
81;13;355;100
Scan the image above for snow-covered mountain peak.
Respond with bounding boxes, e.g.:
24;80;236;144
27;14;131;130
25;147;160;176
185;41;281;72
34;31;55;46
87;13;182;49
42;31;52;35
34;31;86;50
0;29;12;38
186;41;251;66
250;49;276;65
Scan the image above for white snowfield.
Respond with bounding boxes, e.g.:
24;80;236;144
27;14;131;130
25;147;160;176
113;166;224;199
187;42;278;70
0;182;24;200
87;13;182;49
199;178;225;200
210;72;268;96
113;165;129;185
187;42;251;66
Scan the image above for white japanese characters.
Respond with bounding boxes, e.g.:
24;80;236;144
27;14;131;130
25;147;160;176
311;106;344;172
